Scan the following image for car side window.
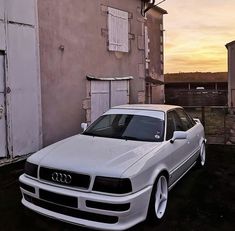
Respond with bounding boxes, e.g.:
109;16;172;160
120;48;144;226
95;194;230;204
166;111;175;140
176;109;194;131
166;110;186;140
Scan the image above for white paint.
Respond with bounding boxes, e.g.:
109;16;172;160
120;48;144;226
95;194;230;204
105;108;165;120
7;0;36;25
0;53;7;157
108;7;129;52
19;106;205;230
8;24;41;156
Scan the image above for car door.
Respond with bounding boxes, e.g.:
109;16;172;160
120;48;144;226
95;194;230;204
175;109;200;167
165;110;190;186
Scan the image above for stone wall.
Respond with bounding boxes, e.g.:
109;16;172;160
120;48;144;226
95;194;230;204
225;114;235;144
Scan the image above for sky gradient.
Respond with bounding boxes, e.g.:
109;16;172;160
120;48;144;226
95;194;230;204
160;0;235;73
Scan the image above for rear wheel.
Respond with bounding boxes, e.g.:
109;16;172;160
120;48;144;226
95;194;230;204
148;174;168;222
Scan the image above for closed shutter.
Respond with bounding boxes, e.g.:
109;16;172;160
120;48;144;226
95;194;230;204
110;80;129;107
90;79;131;122
108;7;128;52
91;81;110;122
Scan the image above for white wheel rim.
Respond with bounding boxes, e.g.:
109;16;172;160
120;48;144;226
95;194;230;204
155;176;168;219
200;143;206;166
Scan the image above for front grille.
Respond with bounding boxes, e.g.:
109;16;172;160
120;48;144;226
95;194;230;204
39;189;77;208
24;194;118;224
39;167;90;189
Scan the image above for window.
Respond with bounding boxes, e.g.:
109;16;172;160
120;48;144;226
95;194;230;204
108;7;129;52
83;113;165;142
166;111;175;140
176;109;195;131
166;110;185;140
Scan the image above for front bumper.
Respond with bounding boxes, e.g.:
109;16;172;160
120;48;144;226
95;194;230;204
19;174;152;231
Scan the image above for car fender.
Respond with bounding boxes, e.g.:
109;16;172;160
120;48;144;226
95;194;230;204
199;134;206;146
148;164;169;186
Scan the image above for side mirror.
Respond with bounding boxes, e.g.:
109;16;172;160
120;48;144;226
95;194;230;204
193;118;201;124
170;131;187;143
81;123;88;132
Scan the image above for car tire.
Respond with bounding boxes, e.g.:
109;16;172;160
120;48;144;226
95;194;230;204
196;142;206;167
148;174;168;223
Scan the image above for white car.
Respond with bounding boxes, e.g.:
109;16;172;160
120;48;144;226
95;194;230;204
19;104;206;230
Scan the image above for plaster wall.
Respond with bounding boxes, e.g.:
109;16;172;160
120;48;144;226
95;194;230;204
38;0;146;145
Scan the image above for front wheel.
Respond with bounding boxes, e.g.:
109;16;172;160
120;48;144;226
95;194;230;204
148;174;168;222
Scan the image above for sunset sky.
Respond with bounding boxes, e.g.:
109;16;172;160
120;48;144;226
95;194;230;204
160;0;235;73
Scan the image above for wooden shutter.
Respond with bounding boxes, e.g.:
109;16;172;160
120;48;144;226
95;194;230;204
91;81;110;122
108;7;128;52
110;80;129;107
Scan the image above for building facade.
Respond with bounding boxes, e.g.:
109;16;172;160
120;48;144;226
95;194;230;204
226;41;235;108
0;0;41;159
0;0;167;160
38;0;167;146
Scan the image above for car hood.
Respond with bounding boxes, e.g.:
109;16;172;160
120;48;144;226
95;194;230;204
28;134;162;177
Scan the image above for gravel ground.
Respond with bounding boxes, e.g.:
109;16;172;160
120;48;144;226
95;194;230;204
0;145;234;231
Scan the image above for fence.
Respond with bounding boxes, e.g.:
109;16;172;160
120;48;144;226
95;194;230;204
184;106;235;145
165;90;228;107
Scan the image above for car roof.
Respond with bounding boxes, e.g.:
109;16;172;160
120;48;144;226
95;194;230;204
112;104;182;112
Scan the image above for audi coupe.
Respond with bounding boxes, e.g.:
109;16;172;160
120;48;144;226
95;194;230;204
19;104;206;230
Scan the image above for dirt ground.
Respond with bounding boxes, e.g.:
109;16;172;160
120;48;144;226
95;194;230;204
0;145;234;231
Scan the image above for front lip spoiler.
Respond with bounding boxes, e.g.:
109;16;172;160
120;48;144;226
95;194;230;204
19;174;153;231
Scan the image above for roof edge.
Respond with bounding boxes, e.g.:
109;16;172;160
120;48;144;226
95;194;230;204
152;5;168;14
225;40;235;48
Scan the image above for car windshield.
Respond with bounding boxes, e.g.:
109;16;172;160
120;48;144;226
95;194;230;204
83;112;165;142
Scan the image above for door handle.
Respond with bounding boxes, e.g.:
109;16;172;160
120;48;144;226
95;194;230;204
0;105;4;120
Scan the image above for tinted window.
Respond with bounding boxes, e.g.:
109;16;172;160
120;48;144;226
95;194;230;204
166;111;175;140
176;109;195;131
83;113;165;142
166;110;186;140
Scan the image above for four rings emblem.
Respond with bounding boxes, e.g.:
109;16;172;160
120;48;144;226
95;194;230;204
51;172;72;184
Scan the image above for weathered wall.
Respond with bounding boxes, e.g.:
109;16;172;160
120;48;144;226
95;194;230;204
38;0;146;146
146;8;165;104
186;107;235;145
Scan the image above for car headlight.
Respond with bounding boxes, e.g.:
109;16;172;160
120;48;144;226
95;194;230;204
24;161;38;178
93;176;132;194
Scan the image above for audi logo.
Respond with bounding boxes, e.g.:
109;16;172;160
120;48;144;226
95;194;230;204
51;172;72;184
